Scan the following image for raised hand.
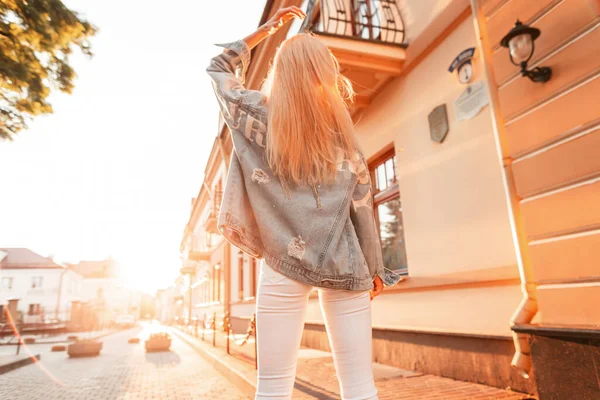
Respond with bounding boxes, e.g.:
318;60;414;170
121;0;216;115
262;6;306;35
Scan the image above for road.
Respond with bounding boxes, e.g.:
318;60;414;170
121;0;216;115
0;323;250;400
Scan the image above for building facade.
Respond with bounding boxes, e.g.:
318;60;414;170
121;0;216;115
0;248;82;323
180;126;261;332
179;0;600;397
69;259;142;327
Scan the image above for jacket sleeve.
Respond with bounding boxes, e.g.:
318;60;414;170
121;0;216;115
349;155;386;283
206;40;268;149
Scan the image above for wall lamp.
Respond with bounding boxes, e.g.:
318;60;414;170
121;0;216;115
500;20;552;83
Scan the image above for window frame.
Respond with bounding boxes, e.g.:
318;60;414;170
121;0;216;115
1;277;13;290
28;303;41;316
368;146;409;276
237;252;244;300
31;276;43;289
249;258;257;299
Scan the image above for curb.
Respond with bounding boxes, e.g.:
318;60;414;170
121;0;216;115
0;354;41;375
171;328;257;398
0;339;67;346
0;329;120;347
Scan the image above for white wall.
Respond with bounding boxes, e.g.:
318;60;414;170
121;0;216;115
156;286;178;323
0;268;82;322
80;277;141;321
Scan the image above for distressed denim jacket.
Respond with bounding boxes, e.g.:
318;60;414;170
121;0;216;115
207;40;395;291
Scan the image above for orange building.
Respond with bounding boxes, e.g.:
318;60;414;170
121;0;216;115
180;1;600;398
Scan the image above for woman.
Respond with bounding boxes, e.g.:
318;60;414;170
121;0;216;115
207;6;396;400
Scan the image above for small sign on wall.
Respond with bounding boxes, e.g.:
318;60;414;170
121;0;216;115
455;81;490;122
449;47;476;84
428;104;449;143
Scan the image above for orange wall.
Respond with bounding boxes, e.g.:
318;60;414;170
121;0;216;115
303;16;526;336
476;0;600;325
356;17;518;279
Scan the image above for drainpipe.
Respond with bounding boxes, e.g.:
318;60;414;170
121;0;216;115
510;284;538;377
470;0;538;378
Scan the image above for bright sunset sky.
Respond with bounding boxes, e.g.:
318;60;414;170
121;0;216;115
0;0;267;293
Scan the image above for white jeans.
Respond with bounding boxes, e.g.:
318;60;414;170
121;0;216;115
255;262;378;400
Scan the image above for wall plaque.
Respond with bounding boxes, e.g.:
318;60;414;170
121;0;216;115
428;104;449;143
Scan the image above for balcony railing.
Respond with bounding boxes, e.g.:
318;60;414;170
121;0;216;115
301;0;406;46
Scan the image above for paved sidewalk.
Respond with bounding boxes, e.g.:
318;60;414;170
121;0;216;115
172;327;535;400
0;324;249;399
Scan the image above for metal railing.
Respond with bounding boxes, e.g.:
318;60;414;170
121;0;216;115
301;0;406;46
184;312;258;369
222;311;258;369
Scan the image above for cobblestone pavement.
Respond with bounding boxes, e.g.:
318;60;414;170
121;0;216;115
174;327;534;400
0;324;250;400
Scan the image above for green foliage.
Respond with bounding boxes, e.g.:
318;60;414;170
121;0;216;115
0;0;96;139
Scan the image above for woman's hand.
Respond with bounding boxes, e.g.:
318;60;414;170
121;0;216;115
243;6;306;50
370;275;384;300
263;6;306;35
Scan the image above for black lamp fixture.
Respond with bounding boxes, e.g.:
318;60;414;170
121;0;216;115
500;20;552;83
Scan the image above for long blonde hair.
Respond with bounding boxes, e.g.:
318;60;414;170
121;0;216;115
265;33;359;186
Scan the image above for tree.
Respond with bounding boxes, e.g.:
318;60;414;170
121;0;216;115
380;198;408;270
0;0;96;140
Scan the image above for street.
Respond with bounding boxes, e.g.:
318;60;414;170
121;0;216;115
0;324;249;400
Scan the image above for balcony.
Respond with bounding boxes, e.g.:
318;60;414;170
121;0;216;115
188;248;211;262
301;0;407;109
180;259;196;276
203;208;219;235
203;188;222;235
188;238;211;262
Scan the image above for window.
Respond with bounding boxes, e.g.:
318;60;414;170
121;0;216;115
249;258;257;298
1;277;13;290
238;252;244;300
204;279;209;304
370;148;408;275
214;180;223;212
213;264;222;303
28;304;41;316
31;276;43;289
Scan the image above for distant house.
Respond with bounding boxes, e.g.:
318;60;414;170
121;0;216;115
0;248;82;323
155;285;179;324
68;259;141;326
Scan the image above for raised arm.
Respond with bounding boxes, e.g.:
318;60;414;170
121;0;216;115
349;155;386;299
206;7;305;140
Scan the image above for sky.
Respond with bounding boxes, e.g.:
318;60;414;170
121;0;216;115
0;0;267;293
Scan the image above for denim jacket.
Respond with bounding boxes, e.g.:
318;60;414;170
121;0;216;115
207;40;397;291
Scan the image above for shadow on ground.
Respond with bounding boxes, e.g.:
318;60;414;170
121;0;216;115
144;350;181;366
294;378;340;399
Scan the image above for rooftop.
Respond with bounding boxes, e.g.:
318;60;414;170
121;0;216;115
68;259;119;279
0;248;65;270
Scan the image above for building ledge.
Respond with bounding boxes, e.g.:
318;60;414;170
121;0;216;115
382;265;520;293
303;320;513;340
189;250;211;262
512;323;600;340
308;265;519;300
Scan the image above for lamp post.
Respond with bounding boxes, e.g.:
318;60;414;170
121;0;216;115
500;20;552;83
